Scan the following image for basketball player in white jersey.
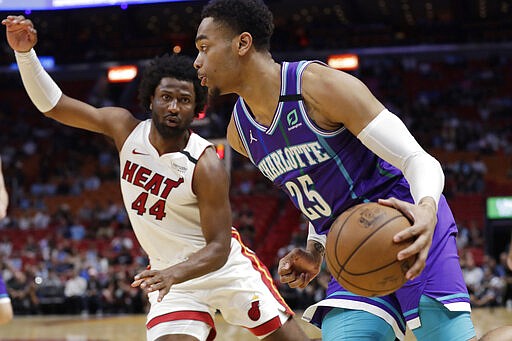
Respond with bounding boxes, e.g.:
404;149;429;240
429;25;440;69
3;15;313;341
0;157;13;325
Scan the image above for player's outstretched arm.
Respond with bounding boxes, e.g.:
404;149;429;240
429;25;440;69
132;146;232;301
2;15;138;150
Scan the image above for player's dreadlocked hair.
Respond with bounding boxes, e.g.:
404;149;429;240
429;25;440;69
201;0;274;51
138;54;206;116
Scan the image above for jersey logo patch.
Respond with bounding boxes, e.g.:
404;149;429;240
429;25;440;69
286;109;298;126
171;161;188;175
250;130;258;143
132;148;149;155
248;300;261;321
286;109;302;131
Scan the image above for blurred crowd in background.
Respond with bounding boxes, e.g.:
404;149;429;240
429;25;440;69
0;0;512;316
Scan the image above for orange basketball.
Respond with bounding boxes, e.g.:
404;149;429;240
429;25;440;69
325;202;416;297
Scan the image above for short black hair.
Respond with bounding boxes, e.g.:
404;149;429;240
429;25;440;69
138;54;206;115
201;0;274;51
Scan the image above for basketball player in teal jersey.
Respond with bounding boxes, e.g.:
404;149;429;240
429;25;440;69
194;0;511;340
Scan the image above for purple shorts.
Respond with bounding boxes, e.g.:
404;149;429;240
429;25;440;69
0;275;10;302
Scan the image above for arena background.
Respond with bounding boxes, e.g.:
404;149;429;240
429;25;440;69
0;0;511;339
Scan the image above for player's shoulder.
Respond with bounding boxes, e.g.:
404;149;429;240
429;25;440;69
187;132;213;154
302;61;365;100
302;61;349;82
184;132;220;167
96;106;138;132
100;107;141;151
194;141;228;186
187;133;217;160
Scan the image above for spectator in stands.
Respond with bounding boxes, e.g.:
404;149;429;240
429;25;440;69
7;269;37;315
468;219;485;248
462;251;484;298
84;267;104;316
0;236;12;258
470;265;505;308
36;269;64;315
77;200;94;224
63;268;87;314
472;155;488;177
69;219;86;241
23;235;38;259
32;208;50;229
456;220;470;250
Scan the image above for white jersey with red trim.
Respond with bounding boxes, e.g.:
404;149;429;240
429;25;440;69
145;229;295;341
119;119;212;270
120;120;294;341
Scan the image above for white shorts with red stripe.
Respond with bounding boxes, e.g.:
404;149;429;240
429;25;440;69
146;229;294;341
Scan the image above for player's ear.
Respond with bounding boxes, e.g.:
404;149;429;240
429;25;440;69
237;32;252;56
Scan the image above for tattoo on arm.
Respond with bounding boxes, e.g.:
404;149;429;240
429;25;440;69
313;241;325;257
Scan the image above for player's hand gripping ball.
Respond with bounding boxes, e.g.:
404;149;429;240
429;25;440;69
326;202;416;297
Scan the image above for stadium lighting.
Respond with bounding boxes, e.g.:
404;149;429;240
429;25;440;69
327;54;359;71
0;0;191;10
107;65;138;83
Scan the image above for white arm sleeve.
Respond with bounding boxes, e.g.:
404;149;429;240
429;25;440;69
15;49;62;113
357;109;444;209
307;222;326;247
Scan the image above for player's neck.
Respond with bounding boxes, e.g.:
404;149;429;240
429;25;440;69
238;57;281;126
149;129;190;156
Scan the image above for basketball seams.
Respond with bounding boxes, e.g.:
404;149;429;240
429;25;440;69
326;202;414;296
343;216;411;276
340;214;404;269
342;258;401;276
337;214;406;294
326;205;362;281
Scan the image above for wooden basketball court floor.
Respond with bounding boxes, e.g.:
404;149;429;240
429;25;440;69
0;307;510;340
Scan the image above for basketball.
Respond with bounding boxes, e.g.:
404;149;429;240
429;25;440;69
325;202;416;297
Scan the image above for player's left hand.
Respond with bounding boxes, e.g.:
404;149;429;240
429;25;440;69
379;196;437;281
132;266;175;302
278;247;322;289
